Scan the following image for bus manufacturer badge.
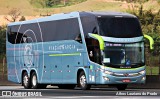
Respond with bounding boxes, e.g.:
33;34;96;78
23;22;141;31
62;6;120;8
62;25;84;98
124;73;129;77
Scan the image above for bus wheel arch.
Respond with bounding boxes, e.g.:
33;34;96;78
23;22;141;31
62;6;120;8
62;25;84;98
77;69;83;83
22;70;31;89
77;69;91;90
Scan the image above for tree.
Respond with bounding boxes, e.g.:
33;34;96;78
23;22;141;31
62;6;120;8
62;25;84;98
36;0;61;8
0;25;6;54
46;0;54;7
4;8;21;22
63;0;68;5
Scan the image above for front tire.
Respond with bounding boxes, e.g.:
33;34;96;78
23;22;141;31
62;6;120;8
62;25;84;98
22;72;31;89
116;84;127;90
78;71;91;90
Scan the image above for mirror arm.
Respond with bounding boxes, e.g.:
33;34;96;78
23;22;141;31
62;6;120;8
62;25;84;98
144;34;154;50
88;33;104;50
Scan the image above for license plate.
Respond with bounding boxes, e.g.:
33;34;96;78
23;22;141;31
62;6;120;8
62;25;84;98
122;79;131;83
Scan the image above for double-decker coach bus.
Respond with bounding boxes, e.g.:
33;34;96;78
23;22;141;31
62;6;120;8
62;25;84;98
6;11;154;90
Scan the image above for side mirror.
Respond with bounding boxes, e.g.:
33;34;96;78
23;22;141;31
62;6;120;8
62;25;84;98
88;33;104;50
144;34;154;50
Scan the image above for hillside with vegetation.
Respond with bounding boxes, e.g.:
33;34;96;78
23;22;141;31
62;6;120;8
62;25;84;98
0;0;159;15
30;0;87;8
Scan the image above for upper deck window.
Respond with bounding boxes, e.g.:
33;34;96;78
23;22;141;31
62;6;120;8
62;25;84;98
7;18;81;44
97;17;142;38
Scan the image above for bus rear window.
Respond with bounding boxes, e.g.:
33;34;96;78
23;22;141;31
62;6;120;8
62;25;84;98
97;17;142;38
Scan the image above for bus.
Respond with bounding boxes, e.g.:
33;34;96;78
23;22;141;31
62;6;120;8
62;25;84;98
6;11;154;90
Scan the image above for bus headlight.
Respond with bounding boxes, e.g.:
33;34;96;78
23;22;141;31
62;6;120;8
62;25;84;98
104;70;113;75
139;70;145;75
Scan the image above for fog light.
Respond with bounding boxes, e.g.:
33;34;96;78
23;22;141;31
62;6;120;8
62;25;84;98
103;76;110;81
141;77;146;81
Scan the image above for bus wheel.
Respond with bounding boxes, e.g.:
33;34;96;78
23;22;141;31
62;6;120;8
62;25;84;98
58;84;76;89
116;84;127;90
23;72;31;89
31;72;39;89
78;71;91;90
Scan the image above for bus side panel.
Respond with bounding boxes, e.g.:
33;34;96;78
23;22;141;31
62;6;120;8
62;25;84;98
50;56;62;84
72;52;84;83
7;43;17;83
40;54;51;83
62;55;76;83
7;43;22;83
36;43;49;84
65;41;85;84
7;58;19;83
62;52;83;84
39;41;65;84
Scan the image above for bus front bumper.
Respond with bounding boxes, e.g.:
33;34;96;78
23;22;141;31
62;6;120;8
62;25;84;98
97;67;146;84
100;74;146;84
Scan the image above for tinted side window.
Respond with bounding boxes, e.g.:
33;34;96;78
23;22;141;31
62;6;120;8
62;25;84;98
80;16;97;38
8;32;27;44
8;23;41;44
40;18;81;42
7;18;81;44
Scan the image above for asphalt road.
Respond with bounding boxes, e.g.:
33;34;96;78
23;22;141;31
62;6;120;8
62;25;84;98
0;86;160;99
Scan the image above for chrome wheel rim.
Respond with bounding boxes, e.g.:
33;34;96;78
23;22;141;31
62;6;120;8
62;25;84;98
23;75;28;86
80;75;86;87
32;75;37;86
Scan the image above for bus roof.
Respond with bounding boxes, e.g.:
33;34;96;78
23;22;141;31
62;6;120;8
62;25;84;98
79;11;136;18
8;11;136;26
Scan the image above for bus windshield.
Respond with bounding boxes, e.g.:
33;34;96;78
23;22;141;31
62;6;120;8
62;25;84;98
97;17;142;38
103;42;144;68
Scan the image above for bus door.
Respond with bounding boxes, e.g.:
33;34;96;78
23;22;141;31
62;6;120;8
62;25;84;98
86;38;101;83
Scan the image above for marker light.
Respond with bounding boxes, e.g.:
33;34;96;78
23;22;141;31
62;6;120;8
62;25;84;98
139;70;145;75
